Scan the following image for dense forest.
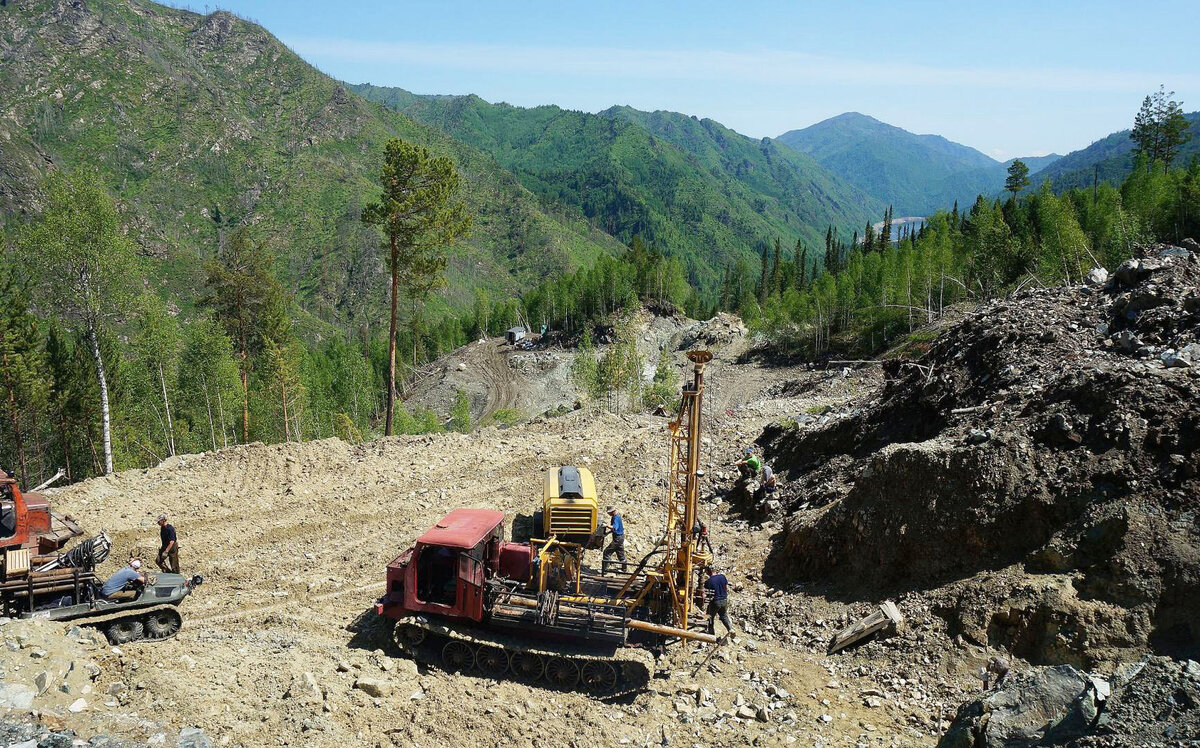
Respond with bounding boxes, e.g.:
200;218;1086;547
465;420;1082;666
0;88;1195;487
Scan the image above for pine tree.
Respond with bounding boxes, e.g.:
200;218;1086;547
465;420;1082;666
0;263;51;485
202;228;288;443
362;139;471;435
879;206;893;251
797;243;809;289
770;238;782;295
1132;86;1191;172
758;244;770;303
1005;159;1031;201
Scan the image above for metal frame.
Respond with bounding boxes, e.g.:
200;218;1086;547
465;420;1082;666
615;350;713;632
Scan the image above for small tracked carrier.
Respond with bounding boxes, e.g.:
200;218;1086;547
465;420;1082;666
1;472;201;643
377;351;720;694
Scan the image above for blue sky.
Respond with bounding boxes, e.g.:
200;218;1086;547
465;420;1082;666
200;0;1199;160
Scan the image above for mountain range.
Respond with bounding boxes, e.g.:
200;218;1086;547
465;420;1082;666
776;112;1061;215
1;0;1189;336
0;0;625;335
349;85;882;283
1031;112;1200;191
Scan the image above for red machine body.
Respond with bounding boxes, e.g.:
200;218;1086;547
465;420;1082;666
376;508;533;623
0;477;67;554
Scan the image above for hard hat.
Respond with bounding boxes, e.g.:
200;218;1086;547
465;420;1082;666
606;506;616;513
131;559;142;569
157;514;167;522
744;446;754;454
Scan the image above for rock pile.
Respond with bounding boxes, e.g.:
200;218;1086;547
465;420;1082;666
942;655;1200;746
0;618;107;715
763;243;1200;666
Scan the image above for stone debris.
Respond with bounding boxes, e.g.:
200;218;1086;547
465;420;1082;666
766;242;1200;667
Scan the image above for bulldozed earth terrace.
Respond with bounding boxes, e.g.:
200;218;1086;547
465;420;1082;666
1;244;1199;746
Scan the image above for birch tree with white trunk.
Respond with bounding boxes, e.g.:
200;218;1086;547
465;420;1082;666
19;169;138;474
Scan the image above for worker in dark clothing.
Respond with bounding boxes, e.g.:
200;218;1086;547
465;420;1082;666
692;520;714;556
156;515;180;573
704;566;733;637
601;505;626;574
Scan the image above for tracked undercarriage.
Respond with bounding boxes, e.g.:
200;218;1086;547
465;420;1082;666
15;569;201;645
392;615;654;695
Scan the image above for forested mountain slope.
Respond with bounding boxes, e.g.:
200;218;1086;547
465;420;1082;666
1034;112;1200;191
777;112;1059;215
350;84;883;285
0;0;623;333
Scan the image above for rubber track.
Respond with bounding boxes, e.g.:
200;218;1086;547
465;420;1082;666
393;618;652;697
78;604;185;644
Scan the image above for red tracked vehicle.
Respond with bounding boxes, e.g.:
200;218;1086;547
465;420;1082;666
376;351;720;693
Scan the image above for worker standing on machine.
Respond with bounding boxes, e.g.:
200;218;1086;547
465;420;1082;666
156;514;180;573
704;566;734;638
602;505;626;574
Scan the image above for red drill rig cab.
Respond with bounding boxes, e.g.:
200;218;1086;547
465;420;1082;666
377;508;533;624
0;473;81;562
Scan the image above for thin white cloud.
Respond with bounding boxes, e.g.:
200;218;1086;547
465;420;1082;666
289;37;1198;94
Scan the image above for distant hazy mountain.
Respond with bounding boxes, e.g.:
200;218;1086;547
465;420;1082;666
350;85;883;283
776;112;1060;215
1034;112;1200;191
1007;154;1063;175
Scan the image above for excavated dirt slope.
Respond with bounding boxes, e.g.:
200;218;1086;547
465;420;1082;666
5;261;1198;746
7;328;977;747
765;245;1200;671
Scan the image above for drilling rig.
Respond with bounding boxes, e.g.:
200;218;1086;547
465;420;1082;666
376;350;718;693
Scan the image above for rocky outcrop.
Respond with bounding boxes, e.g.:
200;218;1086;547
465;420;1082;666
942;657;1200;746
765;244;1200;665
940;665;1106;747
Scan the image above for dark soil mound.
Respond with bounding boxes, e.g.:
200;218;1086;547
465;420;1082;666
763;245;1200;666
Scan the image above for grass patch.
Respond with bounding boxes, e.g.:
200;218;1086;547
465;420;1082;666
484;408;525;427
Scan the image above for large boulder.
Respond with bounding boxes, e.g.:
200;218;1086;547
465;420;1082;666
940;665;1107;747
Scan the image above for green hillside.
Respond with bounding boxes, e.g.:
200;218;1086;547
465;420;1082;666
1034;112;1200;191
349;85;883;284
1007;154;1062;174
0;0;623;334
776;112;1059;215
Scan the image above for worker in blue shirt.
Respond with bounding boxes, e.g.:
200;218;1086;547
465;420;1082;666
602;505;626;574
703;566;734;637
100;558;145;599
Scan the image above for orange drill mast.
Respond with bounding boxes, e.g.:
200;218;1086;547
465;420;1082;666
617;350;713;632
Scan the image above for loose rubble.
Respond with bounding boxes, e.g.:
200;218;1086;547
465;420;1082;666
766;243;1199;669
